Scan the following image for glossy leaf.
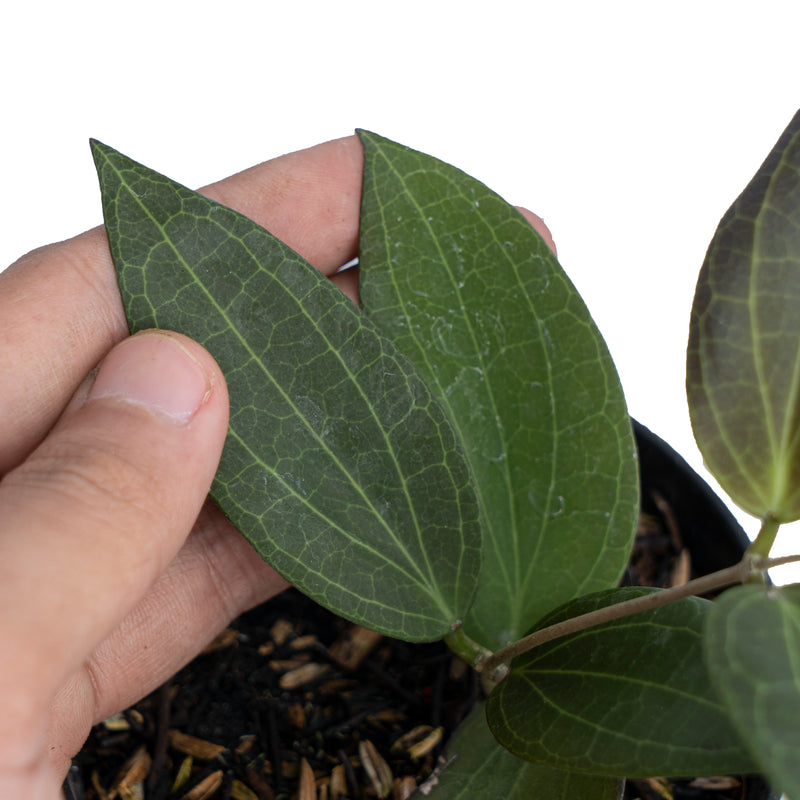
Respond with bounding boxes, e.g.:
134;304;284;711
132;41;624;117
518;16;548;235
486;588;757;777
422;704;624;800
356;130;639;651
705;584;800;798
92;140;482;642
688;110;800;521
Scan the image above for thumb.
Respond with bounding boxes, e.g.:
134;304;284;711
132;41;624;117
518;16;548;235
0;330;229;799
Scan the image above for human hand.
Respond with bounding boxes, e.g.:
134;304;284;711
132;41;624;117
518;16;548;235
0;136;370;799
0;133;556;800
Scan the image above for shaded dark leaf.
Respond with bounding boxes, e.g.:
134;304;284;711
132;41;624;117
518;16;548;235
422;703;624;800
705;583;800;798
486;587;757;777
688;109;800;522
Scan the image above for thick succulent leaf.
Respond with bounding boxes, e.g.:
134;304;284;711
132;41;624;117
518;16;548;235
91;140;482;642
421;704;624;800
705;584;800;798
356;130;638;651
688;109;800;521
486;587;757;777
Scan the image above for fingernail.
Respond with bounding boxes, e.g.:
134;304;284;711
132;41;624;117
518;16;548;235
87;332;212;424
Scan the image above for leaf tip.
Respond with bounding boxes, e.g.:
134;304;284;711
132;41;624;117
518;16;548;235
89;138;112;172
355;128;373;146
355;129;393;151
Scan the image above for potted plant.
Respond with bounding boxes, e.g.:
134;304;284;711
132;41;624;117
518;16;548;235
83;111;800;798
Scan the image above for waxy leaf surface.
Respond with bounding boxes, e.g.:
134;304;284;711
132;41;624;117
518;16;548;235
92;140;482;641
486;588;757;777
705;584;800;798
356;130;638;650
424;704;624;800
688;110;800;521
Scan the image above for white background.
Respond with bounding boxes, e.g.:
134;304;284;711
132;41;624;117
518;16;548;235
3;1;800;583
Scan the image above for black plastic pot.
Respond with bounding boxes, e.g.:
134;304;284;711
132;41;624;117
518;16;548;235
634;420;752;580
631;420;779;800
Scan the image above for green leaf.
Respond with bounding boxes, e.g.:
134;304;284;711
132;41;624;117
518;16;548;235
91;140;482;642
688;109;800;521
422;704;624;800
486;587;757;777
356;130;638;651
705;583;800;798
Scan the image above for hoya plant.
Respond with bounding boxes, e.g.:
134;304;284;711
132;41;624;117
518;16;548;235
90;111;800;798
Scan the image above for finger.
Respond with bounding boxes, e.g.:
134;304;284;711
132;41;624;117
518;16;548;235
0;231;129;474
0;330;228;794
516;206;558;256
0;135;363;474
202;135;363;273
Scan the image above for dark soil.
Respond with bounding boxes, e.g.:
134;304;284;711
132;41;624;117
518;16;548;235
66;585;477;800
64;489;772;800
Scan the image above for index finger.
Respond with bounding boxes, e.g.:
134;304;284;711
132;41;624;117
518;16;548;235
0;135;363;473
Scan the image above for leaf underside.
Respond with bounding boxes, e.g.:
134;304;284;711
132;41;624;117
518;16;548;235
705;584;800;798
486;588;758;777
688;109;800;521
423;703;624;800
356;130;639;650
91;140;482;642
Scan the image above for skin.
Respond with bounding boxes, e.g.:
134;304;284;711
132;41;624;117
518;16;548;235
0;135;554;799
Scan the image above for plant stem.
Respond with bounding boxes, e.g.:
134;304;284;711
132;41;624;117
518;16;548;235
443;626;493;670
479;554;800;679
747;513;781;560
759;553;800;569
